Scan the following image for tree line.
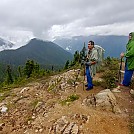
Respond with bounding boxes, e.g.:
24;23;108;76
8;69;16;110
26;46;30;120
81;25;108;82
0;50;82;88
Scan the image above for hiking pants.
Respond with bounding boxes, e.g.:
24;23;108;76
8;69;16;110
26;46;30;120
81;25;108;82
86;65;93;88
122;63;134;86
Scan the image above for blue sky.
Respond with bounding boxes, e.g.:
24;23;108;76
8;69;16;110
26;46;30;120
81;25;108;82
0;0;134;47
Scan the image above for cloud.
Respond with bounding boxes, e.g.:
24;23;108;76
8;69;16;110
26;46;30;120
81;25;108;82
0;0;134;45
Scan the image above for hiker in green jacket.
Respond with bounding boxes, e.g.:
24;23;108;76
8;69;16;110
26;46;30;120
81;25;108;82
119;32;134;86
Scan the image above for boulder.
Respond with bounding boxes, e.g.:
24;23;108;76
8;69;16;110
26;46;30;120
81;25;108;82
83;89;121;113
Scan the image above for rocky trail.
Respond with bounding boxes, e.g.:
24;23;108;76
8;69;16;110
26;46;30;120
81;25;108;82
0;69;134;134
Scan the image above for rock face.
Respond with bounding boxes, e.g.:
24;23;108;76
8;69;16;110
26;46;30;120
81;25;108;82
83;89;121;113
51;116;72;134
49;114;89;134
48;69;81;92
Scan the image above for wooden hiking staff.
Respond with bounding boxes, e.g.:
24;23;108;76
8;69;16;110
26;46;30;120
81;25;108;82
118;58;123;83
80;61;85;91
83;64;85;90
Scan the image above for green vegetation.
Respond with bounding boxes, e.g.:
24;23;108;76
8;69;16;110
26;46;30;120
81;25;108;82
100;57;119;89
63;50;81;70
93;80;102;86
0;90;11;102
60;94;79;106
30;99;42;109
0;60;54;91
0;50;81;92
0;49;120;91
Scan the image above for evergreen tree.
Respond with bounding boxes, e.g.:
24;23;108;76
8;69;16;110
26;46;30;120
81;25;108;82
64;60;70;69
73;51;80;64
52;65;54;72
34;63;40;73
6;65;13;84
24;60;34;78
80;42;87;62
70;60;75;67
18;66;22;77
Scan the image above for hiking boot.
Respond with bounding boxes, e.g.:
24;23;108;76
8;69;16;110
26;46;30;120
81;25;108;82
118;84;130;90
118;83;129;87
86;86;93;91
85;84;88;87
85;84;94;87
112;84;130;93
118;83;126;86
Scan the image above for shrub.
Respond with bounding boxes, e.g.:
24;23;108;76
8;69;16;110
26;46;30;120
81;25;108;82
60;94;79;106
101;69;117;89
93;80;102;86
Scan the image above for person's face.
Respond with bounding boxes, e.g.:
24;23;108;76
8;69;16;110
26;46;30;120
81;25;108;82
88;42;94;50
129;34;132;40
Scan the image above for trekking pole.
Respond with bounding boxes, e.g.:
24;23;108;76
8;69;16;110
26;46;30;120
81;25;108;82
118;58;123;84
83;64;85;90
80;42;87;91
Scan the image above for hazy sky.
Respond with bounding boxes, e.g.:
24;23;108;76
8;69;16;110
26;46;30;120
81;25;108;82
0;0;134;46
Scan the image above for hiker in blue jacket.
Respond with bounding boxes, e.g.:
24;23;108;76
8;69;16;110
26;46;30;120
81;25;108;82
85;40;99;90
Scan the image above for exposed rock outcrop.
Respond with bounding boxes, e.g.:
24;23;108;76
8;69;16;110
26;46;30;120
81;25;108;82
83;89;121;113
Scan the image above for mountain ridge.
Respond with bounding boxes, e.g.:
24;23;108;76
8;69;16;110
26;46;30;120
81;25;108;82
53;35;128;57
0;38;73;67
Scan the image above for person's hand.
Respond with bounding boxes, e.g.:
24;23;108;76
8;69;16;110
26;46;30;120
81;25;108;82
85;62;91;66
91;61;96;65
120;52;124;58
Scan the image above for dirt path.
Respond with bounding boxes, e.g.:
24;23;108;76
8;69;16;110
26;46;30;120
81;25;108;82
0;71;134;134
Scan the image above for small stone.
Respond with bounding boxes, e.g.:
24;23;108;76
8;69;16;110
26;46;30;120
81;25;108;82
32;116;36;119
112;88;121;93
35;129;38;133
28;121;31;125
71;124;79;134
1;106;8;113
130;89;134;95
39;128;43;132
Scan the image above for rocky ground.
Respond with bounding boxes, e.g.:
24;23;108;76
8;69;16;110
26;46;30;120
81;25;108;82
0;69;134;134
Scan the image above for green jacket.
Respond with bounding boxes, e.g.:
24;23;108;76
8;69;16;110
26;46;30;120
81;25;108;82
124;32;134;70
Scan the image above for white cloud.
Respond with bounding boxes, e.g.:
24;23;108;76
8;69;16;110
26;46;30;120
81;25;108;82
0;0;134;46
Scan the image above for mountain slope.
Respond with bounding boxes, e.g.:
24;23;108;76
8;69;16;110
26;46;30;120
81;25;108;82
0;69;133;133
0;37;14;51
53;35;128;57
0;38;73;66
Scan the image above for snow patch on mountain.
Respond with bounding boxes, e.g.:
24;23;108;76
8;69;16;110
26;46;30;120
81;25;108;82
65;46;72;51
0;37;14;51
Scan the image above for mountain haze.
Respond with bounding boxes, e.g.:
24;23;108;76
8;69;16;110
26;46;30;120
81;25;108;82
0;38;73;67
0;37;14;51
54;35;128;57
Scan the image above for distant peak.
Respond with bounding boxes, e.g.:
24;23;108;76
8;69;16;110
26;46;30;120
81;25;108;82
30;38;41;41
30;38;51;43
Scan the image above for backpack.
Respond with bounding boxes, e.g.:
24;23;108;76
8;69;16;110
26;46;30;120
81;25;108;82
94;45;105;69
